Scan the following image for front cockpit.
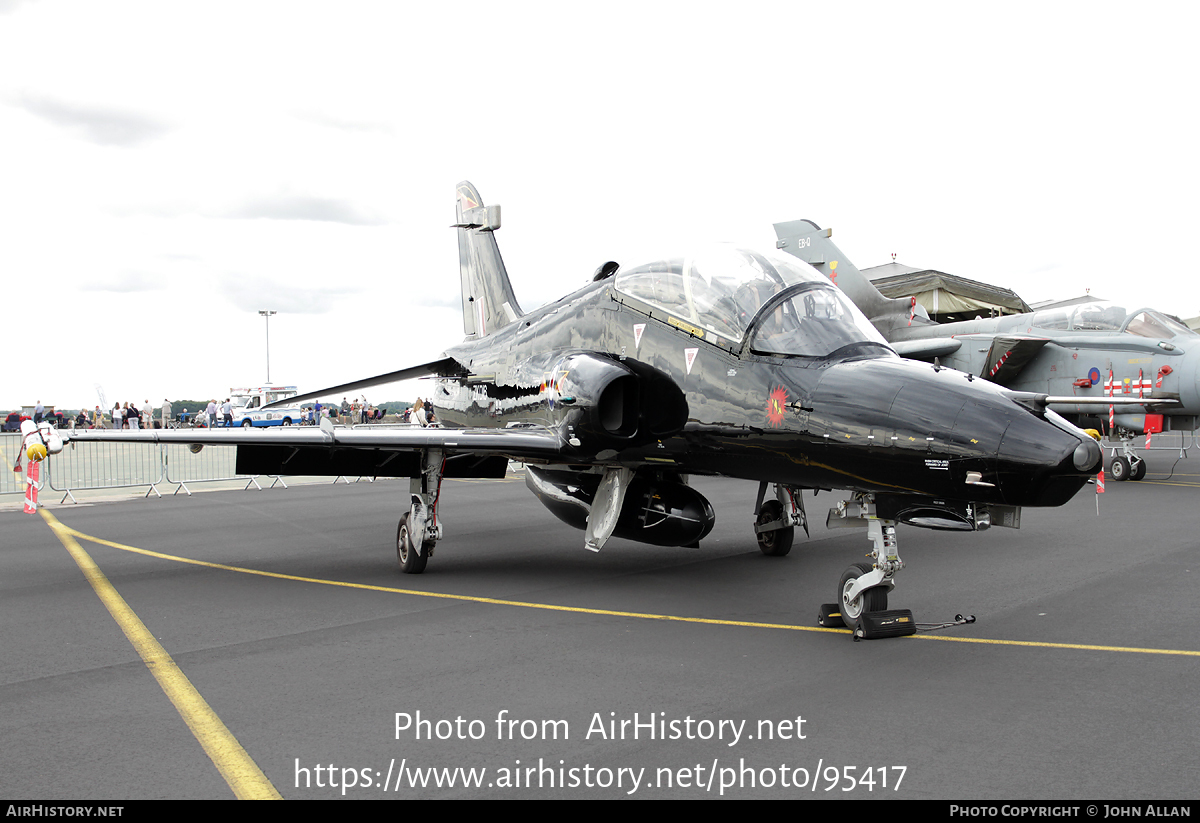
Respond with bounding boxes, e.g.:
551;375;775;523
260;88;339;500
614;246;890;359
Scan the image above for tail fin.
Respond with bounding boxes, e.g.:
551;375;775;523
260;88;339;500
773;219;931;338
454;181;524;339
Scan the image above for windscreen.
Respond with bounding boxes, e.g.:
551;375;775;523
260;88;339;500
615;246;886;356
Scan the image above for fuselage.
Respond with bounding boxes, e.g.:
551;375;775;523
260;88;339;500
433;256;1100;510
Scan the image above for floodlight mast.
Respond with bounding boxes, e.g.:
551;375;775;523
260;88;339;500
258;310;277;382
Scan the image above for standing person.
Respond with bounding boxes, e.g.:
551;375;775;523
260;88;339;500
221;398;233;428
423;398;435;426
205;399;218;428
161;398;171;429
411;397;427;427
93;406;103;429
128;402;140;429
34;401;44;424
112;403;123;430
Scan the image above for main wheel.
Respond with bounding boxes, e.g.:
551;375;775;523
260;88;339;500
396;512;428;574
1110;456;1130;481
839;562;887;631
1130;458;1147;481
756;499;794;557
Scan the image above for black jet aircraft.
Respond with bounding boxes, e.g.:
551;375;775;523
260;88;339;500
773;219;1195;482
69;182;1104;634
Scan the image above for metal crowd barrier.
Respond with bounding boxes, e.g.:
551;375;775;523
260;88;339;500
161;442;287;494
0;436;290;502
46;438;166;502
0;434;28;496
1100;429;1194;458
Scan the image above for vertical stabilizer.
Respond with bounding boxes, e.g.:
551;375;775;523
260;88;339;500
773;219;932;339
454;181;524;339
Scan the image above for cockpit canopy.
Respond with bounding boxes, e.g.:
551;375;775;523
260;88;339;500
614;247;889;357
1030;302;1196;339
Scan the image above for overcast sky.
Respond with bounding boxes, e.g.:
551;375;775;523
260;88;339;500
3;1;1197;411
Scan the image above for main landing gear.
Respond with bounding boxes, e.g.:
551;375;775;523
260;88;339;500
1109;430;1147;482
396;449;444;574
753;482;808;557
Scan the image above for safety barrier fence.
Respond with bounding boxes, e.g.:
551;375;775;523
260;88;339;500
0;434;288;502
1100;429;1194;456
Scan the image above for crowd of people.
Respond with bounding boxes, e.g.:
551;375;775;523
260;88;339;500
10;395;440;431
80;400;175;430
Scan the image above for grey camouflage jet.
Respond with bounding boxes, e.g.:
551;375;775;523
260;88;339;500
774;219;1195;482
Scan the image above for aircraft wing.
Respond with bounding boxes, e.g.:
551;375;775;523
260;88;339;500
66;422;565;477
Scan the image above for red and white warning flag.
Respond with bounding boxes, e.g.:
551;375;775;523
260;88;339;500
23;461;39;513
1107;368;1115;429
1096;468;1105;494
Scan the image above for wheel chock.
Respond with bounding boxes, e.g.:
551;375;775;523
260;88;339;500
818;603;845;628
853;608;916;639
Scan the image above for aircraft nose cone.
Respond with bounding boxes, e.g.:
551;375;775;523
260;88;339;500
1073;438;1101;472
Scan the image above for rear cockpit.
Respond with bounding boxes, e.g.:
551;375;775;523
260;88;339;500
613;246;889;358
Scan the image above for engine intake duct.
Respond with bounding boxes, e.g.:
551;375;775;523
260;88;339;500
553;353;687;445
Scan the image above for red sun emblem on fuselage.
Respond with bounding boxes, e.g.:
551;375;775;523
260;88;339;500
766;386;788;428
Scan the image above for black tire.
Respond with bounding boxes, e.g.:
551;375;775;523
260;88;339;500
838;561;888;631
396;513;428;574
241;419;253;428
1130;458;1147;481
756;499;794;557
282;418;292;427
1110;456;1130;481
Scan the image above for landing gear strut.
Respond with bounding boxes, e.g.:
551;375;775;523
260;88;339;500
1109;430;1147;481
826;495;904;635
397;449;444;573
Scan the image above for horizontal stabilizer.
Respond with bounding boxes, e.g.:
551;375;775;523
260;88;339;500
264;356;466;409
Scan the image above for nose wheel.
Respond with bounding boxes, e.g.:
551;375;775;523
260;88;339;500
839;561;888;631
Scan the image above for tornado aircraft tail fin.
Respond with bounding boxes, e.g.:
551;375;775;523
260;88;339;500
773;219;932;339
454;181;524;339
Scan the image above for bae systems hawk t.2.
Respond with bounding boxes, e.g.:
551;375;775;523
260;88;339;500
69;182;1105;636
773;219;1195;483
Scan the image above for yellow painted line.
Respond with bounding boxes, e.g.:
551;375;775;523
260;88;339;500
906;633;1200;655
50;518;1200;658
40;509;281;800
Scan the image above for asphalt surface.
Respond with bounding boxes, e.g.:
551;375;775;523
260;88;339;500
3;449;1198;800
